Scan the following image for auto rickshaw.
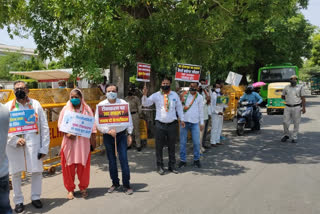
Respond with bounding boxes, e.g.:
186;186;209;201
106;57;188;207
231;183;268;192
266;82;290;115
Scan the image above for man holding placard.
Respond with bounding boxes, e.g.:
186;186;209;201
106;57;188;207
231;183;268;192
6;81;50;213
142;77;185;175
95;83;134;195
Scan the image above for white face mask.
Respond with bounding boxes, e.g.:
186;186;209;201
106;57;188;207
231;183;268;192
215;88;221;93
106;92;117;100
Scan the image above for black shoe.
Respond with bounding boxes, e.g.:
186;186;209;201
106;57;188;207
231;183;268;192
32;200;43;209
168;166;179;174
291;139;297;143
108;184;121;193
281;136;289;142
157;167;165;175
136;146;142;152
15;203;24;213
194;160;201;168
203;145;211;149
178;161;187;168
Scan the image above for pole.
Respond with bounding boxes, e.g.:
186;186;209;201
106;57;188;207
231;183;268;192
23;146;27;171
114;136;118;158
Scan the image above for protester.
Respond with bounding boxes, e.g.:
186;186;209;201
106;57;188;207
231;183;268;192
98;76;107;94
95;84;134;195
58;80;67;89
179;82;204;168
58;88;97;199
6;81;50;213
125;86;142;151
210;82;224;147
142;77;185;175
199;78;211;150
281;75;306;143
0;103;12;214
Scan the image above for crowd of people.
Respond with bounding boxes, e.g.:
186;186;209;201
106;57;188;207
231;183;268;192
0;74;306;213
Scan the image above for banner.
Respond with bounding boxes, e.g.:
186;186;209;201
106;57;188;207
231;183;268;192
217;96;229;107
175;63;201;82
97;103;130;126
136;62;151;82
9;109;37;136
225;71;243;86
59;111;95;139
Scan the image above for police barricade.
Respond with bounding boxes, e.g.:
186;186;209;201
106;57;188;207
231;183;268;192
222;85;244;120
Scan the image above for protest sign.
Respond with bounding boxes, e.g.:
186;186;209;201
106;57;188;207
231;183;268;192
59;111;95;138
9;109;37;136
97;103;130;126
225;71;243;86
217;96;229;107
136;62;151;82
175;63;201;82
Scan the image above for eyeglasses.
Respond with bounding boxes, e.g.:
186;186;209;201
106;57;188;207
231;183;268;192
14;87;26;91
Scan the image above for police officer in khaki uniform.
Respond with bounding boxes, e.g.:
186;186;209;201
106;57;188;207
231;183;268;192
125;87;142;151
281;75;306;143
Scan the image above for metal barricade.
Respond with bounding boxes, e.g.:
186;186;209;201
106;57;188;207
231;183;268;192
223;85;244;120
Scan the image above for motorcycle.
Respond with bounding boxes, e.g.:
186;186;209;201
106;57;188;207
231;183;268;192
236;101;262;136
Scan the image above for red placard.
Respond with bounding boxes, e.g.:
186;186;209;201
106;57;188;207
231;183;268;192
136;62;151;82
98;104;130;125
175;63;201;82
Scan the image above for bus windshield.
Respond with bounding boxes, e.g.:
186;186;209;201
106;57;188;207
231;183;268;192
260;68;296;83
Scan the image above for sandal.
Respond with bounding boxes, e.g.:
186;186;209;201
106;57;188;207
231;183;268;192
67;192;74;200
80;189;88;198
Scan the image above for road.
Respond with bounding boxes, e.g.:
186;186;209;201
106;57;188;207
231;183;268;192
11;93;320;214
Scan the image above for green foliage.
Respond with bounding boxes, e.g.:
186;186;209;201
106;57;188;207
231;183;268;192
310;32;320;66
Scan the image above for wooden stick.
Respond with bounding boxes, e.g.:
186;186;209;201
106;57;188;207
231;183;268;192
114;136;118;157
23;146;27;171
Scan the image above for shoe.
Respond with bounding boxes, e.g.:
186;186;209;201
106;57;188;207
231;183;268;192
14;203;24;213
157;167;165;175
168;166;179;174
211;144;217;147
194;160;201;168
31;200;43;209
178;161;187;168
203;145;211;149
124;187;133;195
216;142;223;145
108;184;120;193
281;136;289;142
291;139;297;143
136;146;142;152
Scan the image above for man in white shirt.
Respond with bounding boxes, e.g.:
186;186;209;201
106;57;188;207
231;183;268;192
95;83;134;195
0;103;12;214
199;78;211;151
178;82;204;168
210;82;224;146
142;77;185;175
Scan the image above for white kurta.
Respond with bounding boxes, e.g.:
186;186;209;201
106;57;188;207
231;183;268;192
6;98;50;174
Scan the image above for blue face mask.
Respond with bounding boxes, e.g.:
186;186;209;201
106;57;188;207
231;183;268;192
70;98;81;106
107;92;117;100
59;86;66;89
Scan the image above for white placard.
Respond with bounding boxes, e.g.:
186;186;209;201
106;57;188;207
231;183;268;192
225;71;243;86
59;110;95;139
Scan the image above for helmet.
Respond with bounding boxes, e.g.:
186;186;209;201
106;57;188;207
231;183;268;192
245;85;254;94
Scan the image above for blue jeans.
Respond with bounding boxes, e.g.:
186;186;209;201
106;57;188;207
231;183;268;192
180;122;200;162
0;174;12;214
103;132;131;188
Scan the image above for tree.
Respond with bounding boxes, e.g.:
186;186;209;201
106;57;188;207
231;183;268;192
310;32;320;66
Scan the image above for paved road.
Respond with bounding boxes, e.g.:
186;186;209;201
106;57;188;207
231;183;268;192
11;94;320;214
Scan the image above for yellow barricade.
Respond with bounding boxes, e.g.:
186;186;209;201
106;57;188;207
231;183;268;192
222;85;244;120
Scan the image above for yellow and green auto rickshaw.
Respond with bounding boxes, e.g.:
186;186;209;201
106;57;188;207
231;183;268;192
266;82;290;115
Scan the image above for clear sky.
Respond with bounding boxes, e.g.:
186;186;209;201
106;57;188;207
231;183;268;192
0;0;319;49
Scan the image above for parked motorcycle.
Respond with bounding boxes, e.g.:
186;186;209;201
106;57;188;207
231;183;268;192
236;101;262;136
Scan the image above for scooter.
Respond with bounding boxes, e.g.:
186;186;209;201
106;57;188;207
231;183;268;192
236;101;262;136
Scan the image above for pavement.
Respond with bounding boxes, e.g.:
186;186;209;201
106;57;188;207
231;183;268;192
9;93;320;214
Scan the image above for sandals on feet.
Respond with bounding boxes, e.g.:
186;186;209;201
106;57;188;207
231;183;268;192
80;189;88;198
67;192;74;200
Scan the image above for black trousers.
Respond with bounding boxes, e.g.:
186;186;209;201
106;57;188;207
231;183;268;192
155;120;178;168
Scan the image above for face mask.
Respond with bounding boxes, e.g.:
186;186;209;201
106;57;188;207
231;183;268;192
189;88;197;92
161;85;170;91
107;92;117;100
15;90;26;100
290;80;297;86
70;98;81;106
59;86;66;89
215;88;221;93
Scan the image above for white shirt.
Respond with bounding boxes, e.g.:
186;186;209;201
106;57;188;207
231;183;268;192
201;91;209;120
95;98;133;134
182;92;204;125
0;103;10;177
142;91;184;123
210;91;224;114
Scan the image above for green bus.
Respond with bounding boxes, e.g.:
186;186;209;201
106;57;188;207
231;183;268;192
257;64;299;102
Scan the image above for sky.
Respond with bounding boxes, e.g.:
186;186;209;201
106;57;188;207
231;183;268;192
0;0;319;50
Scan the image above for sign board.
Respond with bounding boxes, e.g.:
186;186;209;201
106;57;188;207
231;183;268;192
59;111;95;139
217;96;229;106
97;103;130;126
225;71;242;86
9;109;37;136
175;63;201;82
136;62;151;82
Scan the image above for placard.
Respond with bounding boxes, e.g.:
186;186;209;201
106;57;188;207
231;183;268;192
9;109;37;135
225;71;243;86
59;111;95;138
216;96;229;106
97;103;130;126
136;62;151;82
175;63;201;82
